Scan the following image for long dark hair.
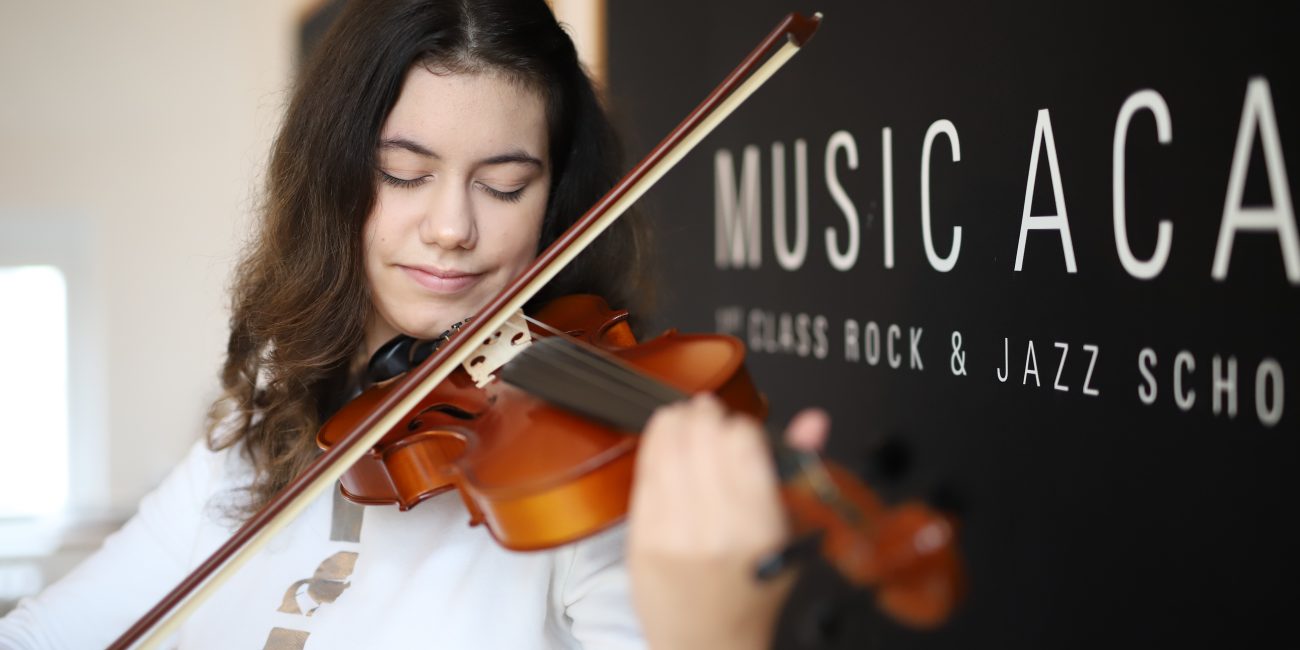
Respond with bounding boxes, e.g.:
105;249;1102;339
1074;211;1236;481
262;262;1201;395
210;0;652;516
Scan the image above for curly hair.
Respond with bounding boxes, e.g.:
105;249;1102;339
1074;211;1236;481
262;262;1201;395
208;0;652;517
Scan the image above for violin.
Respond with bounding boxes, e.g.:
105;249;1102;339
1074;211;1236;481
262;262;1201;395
320;293;963;627
110;12;960;648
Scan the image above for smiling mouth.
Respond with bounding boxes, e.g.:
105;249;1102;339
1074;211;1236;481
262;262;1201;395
399;265;484;294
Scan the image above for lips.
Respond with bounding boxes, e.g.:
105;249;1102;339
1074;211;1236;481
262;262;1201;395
399;264;483;294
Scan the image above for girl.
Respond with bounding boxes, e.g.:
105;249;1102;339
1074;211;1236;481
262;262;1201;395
0;1;825;648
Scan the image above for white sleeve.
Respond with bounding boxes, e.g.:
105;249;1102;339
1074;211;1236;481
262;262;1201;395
559;524;646;650
0;440;221;650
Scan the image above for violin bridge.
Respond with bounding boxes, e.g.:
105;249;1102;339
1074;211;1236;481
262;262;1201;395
462;309;533;388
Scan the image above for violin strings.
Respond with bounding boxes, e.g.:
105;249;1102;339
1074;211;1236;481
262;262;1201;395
521;316;685;405
501;323;865;527
500;351;652;431
506;339;673;427
515;316;683;411
500;334;674;430
544;339;683;406
513;324;677;419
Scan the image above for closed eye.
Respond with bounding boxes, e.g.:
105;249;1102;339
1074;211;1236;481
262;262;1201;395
378;169;429;189
478;182;525;203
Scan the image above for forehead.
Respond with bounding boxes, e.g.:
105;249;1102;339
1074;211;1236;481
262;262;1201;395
381;67;549;160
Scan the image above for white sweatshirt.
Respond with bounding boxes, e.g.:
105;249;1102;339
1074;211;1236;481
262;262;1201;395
0;440;644;649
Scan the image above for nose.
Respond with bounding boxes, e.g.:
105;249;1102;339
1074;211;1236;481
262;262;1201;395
418;182;477;250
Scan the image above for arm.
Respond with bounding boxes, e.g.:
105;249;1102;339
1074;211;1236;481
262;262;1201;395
627;395;829;650
0;441;218;649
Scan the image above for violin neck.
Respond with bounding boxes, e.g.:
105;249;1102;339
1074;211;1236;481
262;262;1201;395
501;336;829;478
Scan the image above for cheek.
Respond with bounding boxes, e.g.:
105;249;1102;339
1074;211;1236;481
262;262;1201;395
361;209;397;298
484;198;546;267
361;219;381;273
510;208;546;266
363;196;404;263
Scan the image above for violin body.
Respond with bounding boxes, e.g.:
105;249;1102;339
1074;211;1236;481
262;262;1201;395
318;294;766;550
319;294;961;627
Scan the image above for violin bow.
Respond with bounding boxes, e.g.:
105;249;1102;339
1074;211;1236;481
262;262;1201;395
110;11;822;649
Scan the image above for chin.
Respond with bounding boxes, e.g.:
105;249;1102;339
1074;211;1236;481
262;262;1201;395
396;319;450;341
394;306;469;340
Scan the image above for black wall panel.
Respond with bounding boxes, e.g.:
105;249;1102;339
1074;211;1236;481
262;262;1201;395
609;2;1299;647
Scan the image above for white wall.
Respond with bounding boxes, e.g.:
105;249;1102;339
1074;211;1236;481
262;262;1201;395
0;0;310;513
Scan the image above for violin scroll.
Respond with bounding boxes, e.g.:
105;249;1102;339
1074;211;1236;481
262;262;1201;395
782;454;963;628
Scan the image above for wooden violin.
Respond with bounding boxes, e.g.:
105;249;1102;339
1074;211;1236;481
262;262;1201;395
319;293;963;627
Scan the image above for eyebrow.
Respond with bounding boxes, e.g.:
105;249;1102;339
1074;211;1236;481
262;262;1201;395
379;137;543;168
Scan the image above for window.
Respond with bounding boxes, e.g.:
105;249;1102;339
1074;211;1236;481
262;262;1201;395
0;265;69;517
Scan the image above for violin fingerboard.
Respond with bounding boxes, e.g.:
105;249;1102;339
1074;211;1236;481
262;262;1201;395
498;336;683;433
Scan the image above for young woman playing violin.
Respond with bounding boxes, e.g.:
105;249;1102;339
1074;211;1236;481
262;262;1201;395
0;1;827;648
